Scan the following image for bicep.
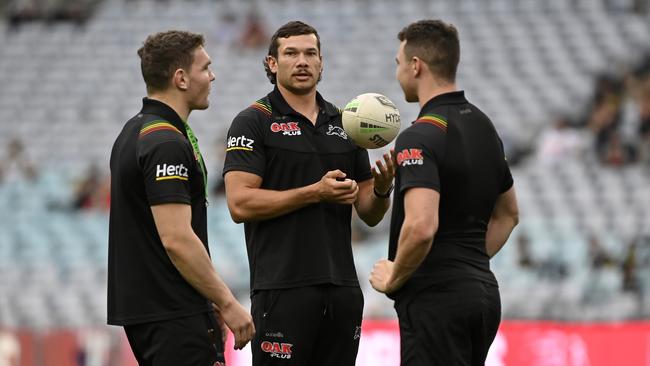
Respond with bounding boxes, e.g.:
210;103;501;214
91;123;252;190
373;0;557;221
224;171;263;203
403;187;440;231
150;203;193;245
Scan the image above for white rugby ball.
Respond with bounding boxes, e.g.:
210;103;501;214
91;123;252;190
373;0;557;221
342;93;401;149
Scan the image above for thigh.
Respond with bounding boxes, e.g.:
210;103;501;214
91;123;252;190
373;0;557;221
397;282;496;366
312;286;364;366
470;282;501;366
124;312;224;366
251;287;326;366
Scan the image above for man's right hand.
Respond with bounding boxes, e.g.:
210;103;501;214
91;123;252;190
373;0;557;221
217;300;255;350
317;170;359;204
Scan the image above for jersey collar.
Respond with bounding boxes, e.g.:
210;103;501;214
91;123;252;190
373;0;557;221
418;91;467;118
269;86;340;119
140;97;188;137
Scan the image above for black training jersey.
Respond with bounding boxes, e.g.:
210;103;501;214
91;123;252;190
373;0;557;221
108;98;211;325
223;87;372;292
388;91;513;298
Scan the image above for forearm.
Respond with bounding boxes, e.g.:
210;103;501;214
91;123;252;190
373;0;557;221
485;216;517;258
356;190;390;227
389;223;434;290
164;233;238;309
229;183;321;222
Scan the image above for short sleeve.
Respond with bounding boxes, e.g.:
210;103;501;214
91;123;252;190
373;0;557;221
395;124;447;193
223;111;266;178
499;137;514;193
138;139;194;205
353;147;373;182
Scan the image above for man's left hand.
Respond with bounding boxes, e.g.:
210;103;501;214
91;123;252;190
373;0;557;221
371;149;396;196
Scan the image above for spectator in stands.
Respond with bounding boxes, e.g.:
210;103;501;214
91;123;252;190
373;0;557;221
516;232;537;269
621;241;641;293
237;10;268;50
536;117;588;164
72;163;110;211
0;138;38;184
601;131;635;166
6;0;41;29
587;235;616;269
214;10;238;48
47;0;91;26
637;79;650;164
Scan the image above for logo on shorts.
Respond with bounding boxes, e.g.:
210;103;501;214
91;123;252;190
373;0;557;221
261;341;293;359
271;122;301;136
155;163;189;181
396;148;424;166
227;134;255;152
326;125;348;140
265;331;284;338
353;326;361;340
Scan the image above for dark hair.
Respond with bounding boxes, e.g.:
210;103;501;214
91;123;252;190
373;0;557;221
398;20;460;83
137;30;205;93
263;21;321;84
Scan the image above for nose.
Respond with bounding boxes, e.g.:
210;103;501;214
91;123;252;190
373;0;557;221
296;52;308;66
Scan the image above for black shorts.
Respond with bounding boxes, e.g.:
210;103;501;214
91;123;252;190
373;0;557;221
250;284;363;366
395;280;501;366
124;311;225;366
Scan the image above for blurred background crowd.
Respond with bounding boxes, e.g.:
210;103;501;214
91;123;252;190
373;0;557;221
0;0;649;363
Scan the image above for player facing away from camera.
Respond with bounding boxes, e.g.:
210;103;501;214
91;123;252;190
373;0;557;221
108;30;254;365
370;19;519;366
223;21;395;365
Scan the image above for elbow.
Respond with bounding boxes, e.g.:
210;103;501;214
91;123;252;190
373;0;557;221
510;209;520;228
228;206;246;224
360;213;383;227
410;218;437;246
159;234;183;256
512;212;520;228
226;198;248;223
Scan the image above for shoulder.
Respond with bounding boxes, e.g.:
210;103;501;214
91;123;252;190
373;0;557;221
240;97;273;120
413;111;449;134
137;118;190;156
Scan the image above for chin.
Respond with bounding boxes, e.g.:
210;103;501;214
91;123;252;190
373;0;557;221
192;101;210;111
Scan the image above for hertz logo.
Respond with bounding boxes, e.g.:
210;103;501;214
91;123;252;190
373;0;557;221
155;163;189;181
227;135;255;151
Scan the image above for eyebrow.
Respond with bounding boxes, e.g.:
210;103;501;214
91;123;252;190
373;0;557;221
283;47;318;52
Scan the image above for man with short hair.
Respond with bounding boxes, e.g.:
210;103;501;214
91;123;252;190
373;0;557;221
370;19;519;366
108;30;254;365
223;21;395;365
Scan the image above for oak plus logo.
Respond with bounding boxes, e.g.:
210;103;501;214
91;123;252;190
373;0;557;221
261;341;293;359
396;148;424;166
227;135;255;152
155;163;189;181
271;122;301;136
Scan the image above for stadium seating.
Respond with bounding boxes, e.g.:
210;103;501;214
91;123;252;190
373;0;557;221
0;0;649;327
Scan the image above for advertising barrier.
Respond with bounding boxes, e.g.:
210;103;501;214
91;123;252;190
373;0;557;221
1;320;649;365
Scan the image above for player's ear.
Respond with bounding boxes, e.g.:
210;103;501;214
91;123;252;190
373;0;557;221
173;68;189;91
412;56;421;77
266;56;278;73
